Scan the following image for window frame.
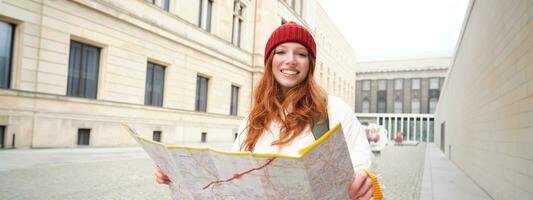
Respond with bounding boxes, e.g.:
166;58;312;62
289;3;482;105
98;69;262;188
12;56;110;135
412;78;421;90
378;79;387;91
411;98;420;113
362;99;370;113
0;125;5;148
67;40;101;99
77;128;91;145
153;131;162;142
197;0;203;27
201;132;207;143
395;79;403;90
195;75;209;112
230;85;239;116
429;97;438;114
160;0;170;11
394;99;403;113
145;62;166;107
430;77;440;89
232;1;245;47
206;0;213;32
0;21;14;89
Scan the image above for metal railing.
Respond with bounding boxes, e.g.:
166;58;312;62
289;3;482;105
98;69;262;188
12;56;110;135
355;113;435;143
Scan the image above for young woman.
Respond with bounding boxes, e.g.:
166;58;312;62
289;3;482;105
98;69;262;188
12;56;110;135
156;22;382;200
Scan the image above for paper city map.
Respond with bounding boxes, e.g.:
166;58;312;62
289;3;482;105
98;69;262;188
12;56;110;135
123;123;355;199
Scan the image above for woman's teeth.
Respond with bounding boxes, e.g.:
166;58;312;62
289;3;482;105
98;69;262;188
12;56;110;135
281;69;299;75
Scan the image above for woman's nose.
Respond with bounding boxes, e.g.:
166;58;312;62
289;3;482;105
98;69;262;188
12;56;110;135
286;52;296;64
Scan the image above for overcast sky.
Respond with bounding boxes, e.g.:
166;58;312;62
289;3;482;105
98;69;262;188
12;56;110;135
318;0;470;62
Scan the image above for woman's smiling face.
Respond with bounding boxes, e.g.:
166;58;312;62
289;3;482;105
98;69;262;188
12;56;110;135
271;42;310;93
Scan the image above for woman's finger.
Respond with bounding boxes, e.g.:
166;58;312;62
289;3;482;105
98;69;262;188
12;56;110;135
155;165;171;184
349;171;367;198
360;187;373;200
156;177;170;184
357;176;372;197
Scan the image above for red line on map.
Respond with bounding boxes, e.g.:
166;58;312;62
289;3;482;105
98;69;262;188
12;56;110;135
202;157;277;190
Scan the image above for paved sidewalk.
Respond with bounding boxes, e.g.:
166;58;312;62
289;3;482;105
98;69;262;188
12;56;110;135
0;143;233;171
420;144;493;200
371;143;427;200
0;143;233;200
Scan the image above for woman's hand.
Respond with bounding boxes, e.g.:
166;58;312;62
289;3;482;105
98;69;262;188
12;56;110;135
348;170;373;200
154;165;171;185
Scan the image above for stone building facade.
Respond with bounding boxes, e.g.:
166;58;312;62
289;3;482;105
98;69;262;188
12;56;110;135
434;0;533;199
0;0;356;148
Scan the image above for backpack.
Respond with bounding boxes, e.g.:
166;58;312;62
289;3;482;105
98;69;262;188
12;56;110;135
311;118;329;140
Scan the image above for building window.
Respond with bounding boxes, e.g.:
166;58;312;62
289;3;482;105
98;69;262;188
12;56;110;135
377;98;386;113
67;41;100;99
0;126;5;148
429;98;438;113
428;77;440;113
377;80;387;113
153;131;162;142
394;99;402;113
362;80;370;91
362;99;370;113
195;76;208;112
0;21;14;89
77;128;90;145
206;0;213;32
430;78;440;89
201;132;207;143
161;0;170;11
395;79;403;90
232;1;244;47
378;80;387;91
145;62;165;107
411;98;420;113
197;0;203;27
230;85;239;116
148;0;168;11
412;79;420;90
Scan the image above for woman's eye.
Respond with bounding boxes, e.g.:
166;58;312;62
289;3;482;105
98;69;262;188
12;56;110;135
297;53;308;57
275;51;285;54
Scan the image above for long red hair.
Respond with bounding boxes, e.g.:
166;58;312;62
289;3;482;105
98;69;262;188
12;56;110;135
241;51;328;151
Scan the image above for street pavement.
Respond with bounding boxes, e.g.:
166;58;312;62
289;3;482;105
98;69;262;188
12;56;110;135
0;143;231;200
0;142;433;199
0;147;170;199
371;142;427;200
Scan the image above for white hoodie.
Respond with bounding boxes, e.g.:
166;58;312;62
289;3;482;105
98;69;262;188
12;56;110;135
232;95;372;171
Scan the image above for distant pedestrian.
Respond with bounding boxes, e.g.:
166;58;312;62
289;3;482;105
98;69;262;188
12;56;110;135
395;132;404;144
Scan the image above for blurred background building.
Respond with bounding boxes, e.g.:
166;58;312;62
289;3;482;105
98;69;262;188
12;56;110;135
0;0;356;148
354;57;450;143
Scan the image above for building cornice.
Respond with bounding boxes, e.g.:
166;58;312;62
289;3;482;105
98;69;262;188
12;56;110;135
356;66;448;74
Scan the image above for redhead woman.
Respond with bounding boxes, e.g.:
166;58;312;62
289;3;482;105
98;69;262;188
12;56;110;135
156;22;382;200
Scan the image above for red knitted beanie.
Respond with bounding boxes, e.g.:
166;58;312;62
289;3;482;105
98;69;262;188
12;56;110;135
264;22;316;64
